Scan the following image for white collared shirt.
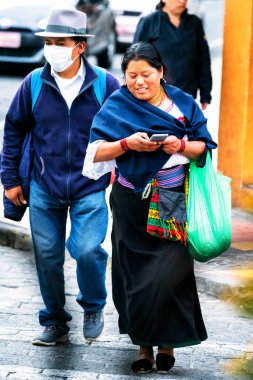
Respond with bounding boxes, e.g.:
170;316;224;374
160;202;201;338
51;59;85;109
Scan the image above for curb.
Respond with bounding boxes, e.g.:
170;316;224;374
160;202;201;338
0;221;32;251
195;272;242;300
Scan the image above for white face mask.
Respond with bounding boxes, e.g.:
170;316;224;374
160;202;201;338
44;43;80;72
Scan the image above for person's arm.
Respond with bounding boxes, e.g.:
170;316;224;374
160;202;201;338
196;18;212;106
94;132;160;162
133;17;147;43
1;74;33;205
160;135;205;159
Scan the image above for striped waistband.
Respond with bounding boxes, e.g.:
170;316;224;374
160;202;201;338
117;165;186;190
155;165;186;188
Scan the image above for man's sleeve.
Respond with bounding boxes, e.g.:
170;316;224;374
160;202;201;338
133;17;147;43
196;18;212;104
0;74;33;190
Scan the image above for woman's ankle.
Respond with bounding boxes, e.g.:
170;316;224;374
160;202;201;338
157;347;174;357
138;345;154;360
132;347;154;373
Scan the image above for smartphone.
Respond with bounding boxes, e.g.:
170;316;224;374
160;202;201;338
150;133;169;142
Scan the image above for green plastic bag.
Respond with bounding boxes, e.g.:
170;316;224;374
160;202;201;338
187;152;232;262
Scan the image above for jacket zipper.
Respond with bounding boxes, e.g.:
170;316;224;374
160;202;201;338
39;157;45;176
66;109;71;201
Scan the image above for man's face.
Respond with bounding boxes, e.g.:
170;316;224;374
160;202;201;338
44;37;86;59
163;0;188;16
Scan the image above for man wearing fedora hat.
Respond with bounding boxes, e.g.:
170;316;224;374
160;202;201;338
1;8;119;346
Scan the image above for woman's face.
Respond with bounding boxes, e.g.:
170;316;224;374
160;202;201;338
163;0;188;16
125;59;163;103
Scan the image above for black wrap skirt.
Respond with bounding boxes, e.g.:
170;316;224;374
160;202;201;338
110;180;207;348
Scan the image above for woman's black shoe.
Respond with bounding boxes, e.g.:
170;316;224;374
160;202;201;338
156;353;175;373
131;358;154;373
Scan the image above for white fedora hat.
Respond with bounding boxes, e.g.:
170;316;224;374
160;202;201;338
35;8;95;38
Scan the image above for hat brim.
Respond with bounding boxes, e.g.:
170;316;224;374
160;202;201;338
35;31;95;38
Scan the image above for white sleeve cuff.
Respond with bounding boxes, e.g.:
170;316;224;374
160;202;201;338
82;140;116;180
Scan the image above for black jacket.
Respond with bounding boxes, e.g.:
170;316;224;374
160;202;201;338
133;10;212;104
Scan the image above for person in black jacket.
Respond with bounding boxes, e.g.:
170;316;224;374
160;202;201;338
133;0;212;110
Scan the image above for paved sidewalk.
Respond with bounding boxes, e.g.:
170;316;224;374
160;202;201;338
0;197;253;379
0;240;252;380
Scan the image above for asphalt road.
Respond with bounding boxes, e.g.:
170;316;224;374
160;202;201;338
0;0;225;120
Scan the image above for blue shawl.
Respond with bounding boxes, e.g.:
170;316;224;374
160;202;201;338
90;84;217;191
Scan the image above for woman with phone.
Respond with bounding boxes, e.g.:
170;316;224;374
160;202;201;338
83;42;217;374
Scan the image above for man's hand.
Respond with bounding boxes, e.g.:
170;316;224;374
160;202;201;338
201;102;209;110
5;186;27;206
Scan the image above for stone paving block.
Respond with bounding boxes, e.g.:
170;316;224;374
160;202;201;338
43;369;97;379
0;365;43;380
18;301;43;311
0;301;22;309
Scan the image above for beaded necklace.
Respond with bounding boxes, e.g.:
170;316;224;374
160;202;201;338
149;86;166;107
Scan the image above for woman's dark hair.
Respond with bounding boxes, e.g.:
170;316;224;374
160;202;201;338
156;1;165;10
121;41;168;80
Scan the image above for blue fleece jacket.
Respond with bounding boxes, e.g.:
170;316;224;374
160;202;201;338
1;58;120;200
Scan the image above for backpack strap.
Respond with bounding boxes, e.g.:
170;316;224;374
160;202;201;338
92;65;107;106
31;67;43;111
30;65;107;110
